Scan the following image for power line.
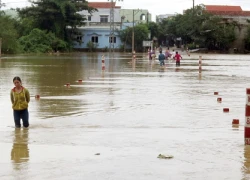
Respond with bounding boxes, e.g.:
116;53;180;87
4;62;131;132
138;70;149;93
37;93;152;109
108;0;123;53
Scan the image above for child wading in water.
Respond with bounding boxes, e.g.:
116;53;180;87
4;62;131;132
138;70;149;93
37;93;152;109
174;51;182;66
158;50;166;66
10;76;30;128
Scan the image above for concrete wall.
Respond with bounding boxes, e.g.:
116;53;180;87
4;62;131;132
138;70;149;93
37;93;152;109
73;27;122;49
74;8;151;50
79;8;121;23
221;15;250;52
120;9;151;24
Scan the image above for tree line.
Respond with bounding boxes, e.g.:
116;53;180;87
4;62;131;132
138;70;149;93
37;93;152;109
0;0;95;54
1;3;250;54
120;5;250;53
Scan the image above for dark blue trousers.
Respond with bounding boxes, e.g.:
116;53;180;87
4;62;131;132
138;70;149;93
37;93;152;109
13;109;29;128
160;60;165;66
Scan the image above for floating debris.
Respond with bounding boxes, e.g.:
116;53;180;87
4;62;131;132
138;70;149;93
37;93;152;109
95;153;100;156
157;154;174;159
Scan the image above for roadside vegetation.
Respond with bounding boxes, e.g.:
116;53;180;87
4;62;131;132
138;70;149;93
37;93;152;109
119;4;239;52
1;3;250;53
0;0;95;54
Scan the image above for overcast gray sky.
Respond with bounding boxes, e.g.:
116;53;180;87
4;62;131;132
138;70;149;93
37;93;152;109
2;0;250;20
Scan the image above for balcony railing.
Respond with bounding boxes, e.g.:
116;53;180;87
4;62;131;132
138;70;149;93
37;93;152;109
87;22;122;26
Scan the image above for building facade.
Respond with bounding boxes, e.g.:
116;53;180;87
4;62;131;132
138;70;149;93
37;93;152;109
74;2;122;51
204;5;250;52
156;14;175;23
73;2;152;51
120;9;151;24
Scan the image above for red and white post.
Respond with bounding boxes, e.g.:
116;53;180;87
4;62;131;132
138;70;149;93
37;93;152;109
132;51;136;61
199;56;202;73
148;48;150;59
186;47;190;56
102;55;105;71
245;88;250;145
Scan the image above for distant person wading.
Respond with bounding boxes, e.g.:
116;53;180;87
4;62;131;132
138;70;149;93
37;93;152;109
10;76;30;128
158;50;166;66
174;51;182;67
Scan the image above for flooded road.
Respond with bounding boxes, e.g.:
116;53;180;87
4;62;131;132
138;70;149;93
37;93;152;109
1;52;250;179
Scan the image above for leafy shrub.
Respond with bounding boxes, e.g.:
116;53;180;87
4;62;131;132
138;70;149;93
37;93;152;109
187;43;197;50
18;28;68;53
86;41;98;52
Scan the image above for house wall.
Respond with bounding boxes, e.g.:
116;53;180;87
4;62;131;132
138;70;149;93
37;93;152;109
220;15;250;52
156;14;175;23
79;8;121;23
120;9;151;23
74;7;151;50
74;28;122;49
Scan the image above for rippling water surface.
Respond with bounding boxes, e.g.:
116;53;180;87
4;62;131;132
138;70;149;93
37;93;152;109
1;52;250;180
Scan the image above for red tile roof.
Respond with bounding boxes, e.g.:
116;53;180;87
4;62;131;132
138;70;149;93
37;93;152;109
204;5;250;16
205;5;242;12
88;2;121;9
207;11;250;16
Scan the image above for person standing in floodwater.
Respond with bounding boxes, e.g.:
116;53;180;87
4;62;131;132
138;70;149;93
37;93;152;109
165;48;171;60
174;51;182;67
158;50;165;66
10;76;30;128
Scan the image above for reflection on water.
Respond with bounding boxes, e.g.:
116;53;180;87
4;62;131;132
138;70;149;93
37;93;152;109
11;128;29;170
243;146;250;179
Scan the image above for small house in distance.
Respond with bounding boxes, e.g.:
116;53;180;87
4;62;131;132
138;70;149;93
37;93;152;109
74;2;122;51
204;5;250;52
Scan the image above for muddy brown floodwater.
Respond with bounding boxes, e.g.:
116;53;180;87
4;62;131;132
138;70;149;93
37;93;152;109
0;52;250;180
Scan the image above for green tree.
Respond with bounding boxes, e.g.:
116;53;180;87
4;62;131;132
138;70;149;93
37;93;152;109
0;13;20;53
18;28;67;53
159;4;235;50
147;22;159;40
245;25;250;51
17;0;96;41
119;24;149;52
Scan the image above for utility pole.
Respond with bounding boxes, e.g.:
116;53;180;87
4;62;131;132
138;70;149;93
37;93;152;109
132;9;140;53
109;0;115;53
108;0;123;53
193;0;195;15
132;9;134;54
0;1;3;58
0;38;2;58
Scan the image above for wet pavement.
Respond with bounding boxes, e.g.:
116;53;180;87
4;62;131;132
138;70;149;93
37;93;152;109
0;52;250;179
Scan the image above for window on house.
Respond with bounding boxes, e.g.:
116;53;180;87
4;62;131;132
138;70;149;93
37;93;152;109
100;15;108;23
140;14;146;21
92;36;98;43
76;36;82;41
109;37;116;43
88;15;91;21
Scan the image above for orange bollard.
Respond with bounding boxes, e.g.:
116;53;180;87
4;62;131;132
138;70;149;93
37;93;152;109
199;66;202;73
217;97;222;102
223;108;229;112
199;56;202;73
132;51;136;60
232;119;239;125
245;88;250;145
101;55;105;70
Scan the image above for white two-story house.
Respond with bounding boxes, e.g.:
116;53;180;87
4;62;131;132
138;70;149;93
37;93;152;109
74;2;122;51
